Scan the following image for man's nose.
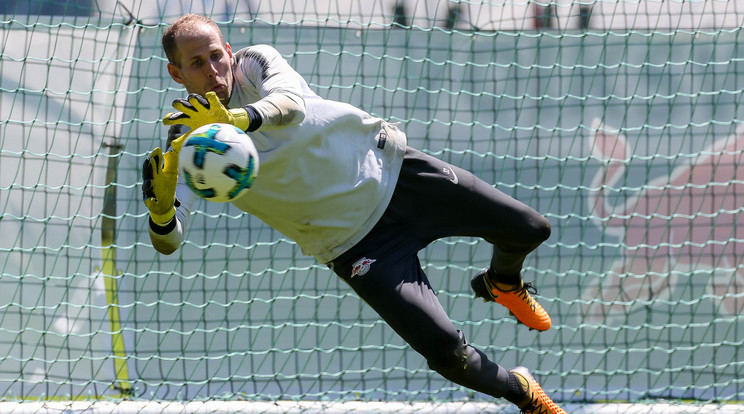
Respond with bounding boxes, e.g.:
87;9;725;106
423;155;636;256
206;62;218;77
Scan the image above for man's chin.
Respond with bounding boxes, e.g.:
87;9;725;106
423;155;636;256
213;89;231;105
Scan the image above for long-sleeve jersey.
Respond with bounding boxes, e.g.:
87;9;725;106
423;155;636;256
149;44;407;263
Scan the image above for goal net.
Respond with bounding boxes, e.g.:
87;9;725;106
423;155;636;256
0;0;742;412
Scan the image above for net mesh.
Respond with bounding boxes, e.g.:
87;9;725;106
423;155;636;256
0;0;743;411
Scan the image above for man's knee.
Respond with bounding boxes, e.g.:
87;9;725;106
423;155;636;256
531;215;551;243
425;330;473;377
507;212;551;252
423;330;511;400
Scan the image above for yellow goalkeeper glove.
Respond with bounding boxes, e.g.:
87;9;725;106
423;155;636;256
162;91;251;132
142;147;179;225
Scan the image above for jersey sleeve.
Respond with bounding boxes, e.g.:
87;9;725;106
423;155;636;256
233;44;306;131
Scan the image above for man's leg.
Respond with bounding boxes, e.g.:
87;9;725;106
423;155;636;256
382;148;553;330
330;247;564;413
331;248;522;403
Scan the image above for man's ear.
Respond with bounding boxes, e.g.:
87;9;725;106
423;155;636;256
167;62;184;84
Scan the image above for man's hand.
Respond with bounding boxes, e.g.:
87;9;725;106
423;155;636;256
169;132;189;153
142;147;179;225
162;91;251;132
167;124;191;153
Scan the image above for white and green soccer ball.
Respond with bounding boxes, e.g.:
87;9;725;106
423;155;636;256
178;123;259;203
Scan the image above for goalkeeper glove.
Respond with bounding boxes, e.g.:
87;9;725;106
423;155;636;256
162;92;251;132
166;124;191;153
142;147;179;226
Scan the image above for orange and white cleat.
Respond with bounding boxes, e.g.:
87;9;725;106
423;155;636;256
510;366;567;414
471;269;552;331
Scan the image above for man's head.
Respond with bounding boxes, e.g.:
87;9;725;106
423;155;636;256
162;14;234;104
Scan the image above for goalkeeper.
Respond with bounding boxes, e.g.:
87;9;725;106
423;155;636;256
143;14;565;414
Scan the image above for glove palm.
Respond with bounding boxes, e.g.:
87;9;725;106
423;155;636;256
162;92;250;132
142;147;179;225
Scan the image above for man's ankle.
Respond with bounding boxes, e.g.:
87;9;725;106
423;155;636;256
486;269;523;291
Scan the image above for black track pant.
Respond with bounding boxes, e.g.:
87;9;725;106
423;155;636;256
329;147;551;399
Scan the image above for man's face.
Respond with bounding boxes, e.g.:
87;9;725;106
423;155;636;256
167;25;234;105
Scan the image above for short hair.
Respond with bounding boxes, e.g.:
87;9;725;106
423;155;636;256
162;14;224;66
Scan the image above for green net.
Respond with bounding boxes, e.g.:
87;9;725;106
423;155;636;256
0;0;742;409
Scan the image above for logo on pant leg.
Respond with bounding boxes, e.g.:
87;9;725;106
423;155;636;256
442;166;458;184
351;257;376;277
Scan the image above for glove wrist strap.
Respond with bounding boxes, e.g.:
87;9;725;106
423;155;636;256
149;213;177;235
229;108;251;131
149;206;176;226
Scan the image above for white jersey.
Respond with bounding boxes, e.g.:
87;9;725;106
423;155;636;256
150;44;407;263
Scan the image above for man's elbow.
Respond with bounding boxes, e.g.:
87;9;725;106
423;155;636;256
150;235;181;255
287;107;305;125
155;244;179;255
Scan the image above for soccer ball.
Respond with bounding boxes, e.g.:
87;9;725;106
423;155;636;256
178;123;259;203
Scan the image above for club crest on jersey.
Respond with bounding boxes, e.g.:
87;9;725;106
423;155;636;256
350;257;376;278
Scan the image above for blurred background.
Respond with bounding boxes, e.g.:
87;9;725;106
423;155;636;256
1;1;743;412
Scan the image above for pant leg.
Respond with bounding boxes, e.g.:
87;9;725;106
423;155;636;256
330;244;513;399
383;147;551;278
327;146;549;399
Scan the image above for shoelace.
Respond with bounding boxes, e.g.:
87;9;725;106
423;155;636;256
521;404;551;414
485;276;538;296
515;282;538;312
488;278;539;304
520;390;562;414
520;396;555;414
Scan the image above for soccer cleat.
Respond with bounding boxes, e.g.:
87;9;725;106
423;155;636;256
510;366;567;414
471;269;552;331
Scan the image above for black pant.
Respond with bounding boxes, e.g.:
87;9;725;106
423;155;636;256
329;147;551;399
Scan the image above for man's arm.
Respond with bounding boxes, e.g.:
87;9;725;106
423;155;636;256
143;125;193;255
148;200;189;255
232;44;306;130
